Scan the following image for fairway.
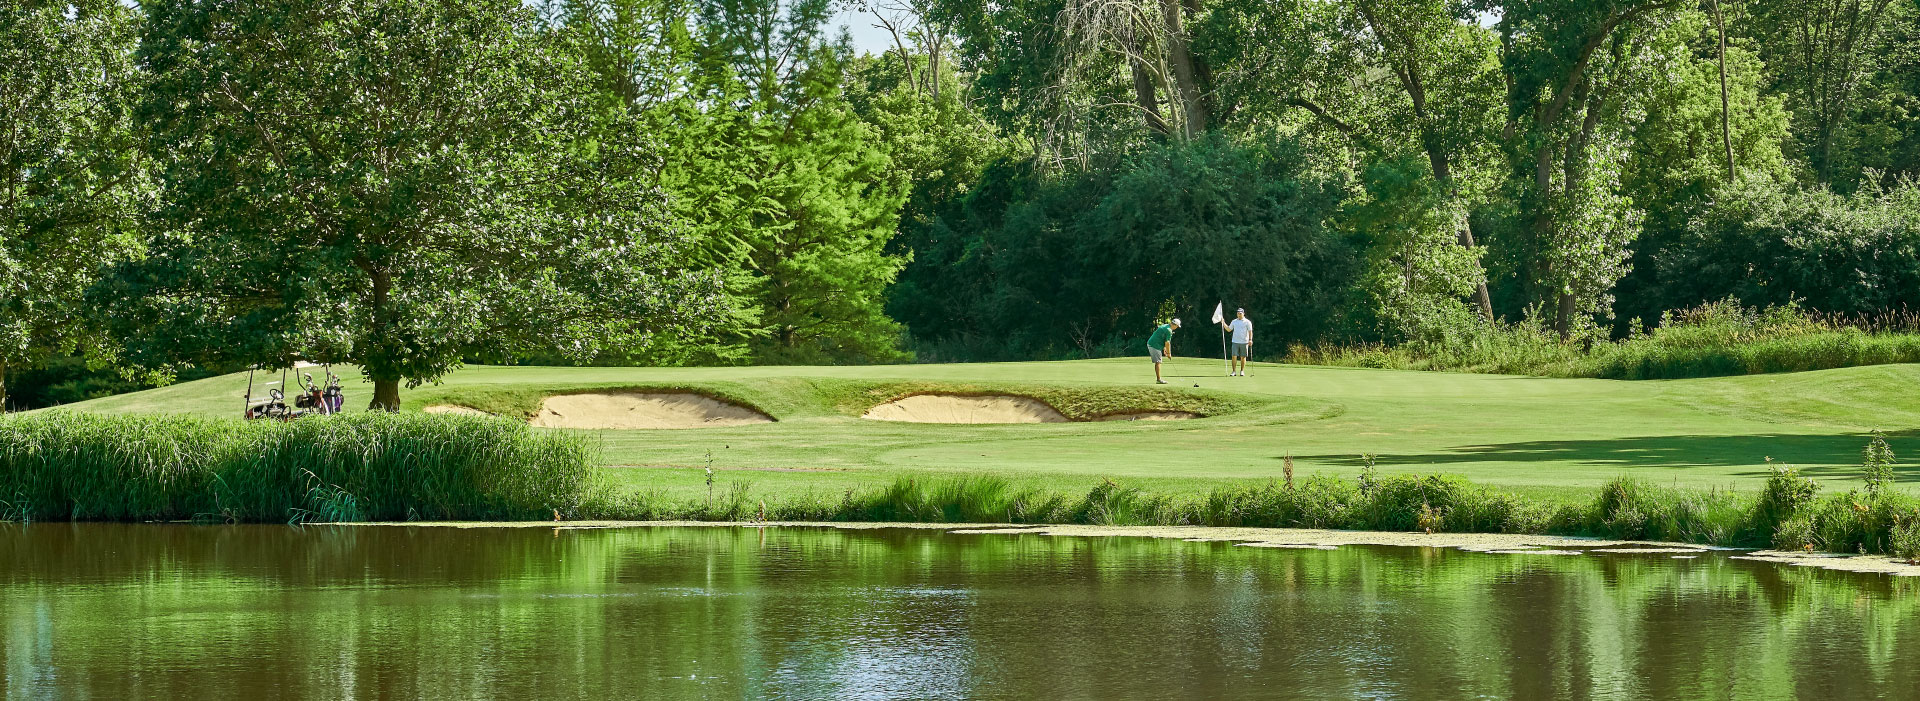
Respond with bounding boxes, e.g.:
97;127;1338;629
48;359;1920;501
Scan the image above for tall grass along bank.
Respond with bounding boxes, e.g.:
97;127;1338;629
0;412;597;523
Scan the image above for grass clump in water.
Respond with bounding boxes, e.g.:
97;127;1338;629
0;412;597;523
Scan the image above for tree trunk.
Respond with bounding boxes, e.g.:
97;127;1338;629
1128;39;1169;135
1158;0;1207;138
1554;291;1577;340
1711;0;1735;180
0;360;8;414
364;264;401;412
1457;209;1496;321
370;376;401;412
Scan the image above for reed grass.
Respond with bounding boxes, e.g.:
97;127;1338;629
0;411;598;523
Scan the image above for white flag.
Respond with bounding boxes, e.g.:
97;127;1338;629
1210;302;1225;325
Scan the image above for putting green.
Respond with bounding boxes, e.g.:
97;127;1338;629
41;358;1920;500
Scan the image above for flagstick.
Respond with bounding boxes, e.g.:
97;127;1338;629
1221;326;1228;375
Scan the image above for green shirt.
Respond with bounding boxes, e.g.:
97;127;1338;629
1146;324;1173;351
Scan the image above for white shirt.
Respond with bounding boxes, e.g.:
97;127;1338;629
1229;318;1252;344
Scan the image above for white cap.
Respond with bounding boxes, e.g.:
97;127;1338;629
1172;318;1181;326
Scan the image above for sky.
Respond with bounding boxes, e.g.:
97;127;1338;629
828;3;904;57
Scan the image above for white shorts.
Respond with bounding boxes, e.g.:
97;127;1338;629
1148;348;1165;364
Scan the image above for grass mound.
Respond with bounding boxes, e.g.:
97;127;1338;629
0;411;598;523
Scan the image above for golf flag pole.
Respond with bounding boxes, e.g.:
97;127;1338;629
1211;302;1226;375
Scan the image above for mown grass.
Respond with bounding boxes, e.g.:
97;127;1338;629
0;411;598;523
1291;300;1920;379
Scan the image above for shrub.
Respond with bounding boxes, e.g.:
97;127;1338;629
1775;513;1818;551
1749;463;1820;542
1892;513;1920;562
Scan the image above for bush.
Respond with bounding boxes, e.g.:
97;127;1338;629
1750;463;1820;541
1891;514;1920;562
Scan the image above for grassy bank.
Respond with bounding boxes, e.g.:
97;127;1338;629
8;412;1914;557
1290;300;1920;379
0;412;596;522
587;441;1920;558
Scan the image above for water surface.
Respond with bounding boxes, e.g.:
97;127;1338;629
3;524;1916;700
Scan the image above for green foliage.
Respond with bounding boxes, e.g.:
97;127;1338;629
553;0;910;365
0;0;146;409
1864;431;1898;498
1341;159;1488;344
1628;175;1920;322
1752;462;1821;538
890;135;1355;360
1892;513;1920;561
109;0;725;408
0;411;598;522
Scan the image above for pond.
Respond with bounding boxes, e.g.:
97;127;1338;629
3;524;1916;700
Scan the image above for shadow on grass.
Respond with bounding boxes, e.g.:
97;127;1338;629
1294;430;1920;481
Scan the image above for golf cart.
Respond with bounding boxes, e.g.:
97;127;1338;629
243;363;345;420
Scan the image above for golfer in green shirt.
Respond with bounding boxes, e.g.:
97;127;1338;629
1147;318;1179;384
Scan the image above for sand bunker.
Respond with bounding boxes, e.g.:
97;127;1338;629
1092;411;1198;422
424;405;494;417
862;394;1069;424
531;392;772;430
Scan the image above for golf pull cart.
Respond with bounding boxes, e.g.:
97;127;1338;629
243;363;345;420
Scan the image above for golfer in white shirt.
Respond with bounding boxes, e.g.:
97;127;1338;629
1221;308;1253;376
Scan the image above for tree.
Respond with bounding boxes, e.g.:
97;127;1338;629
114;0;725;410
0;0;144;412
700;0;912;362
1750;0;1904;185
1341;159;1488;344
1345;0;1502;320
1496;0;1682;337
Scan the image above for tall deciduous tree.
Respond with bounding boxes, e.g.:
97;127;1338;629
1498;0;1680;337
114;0;724;410
0;0;144;412
1750;0;1902;184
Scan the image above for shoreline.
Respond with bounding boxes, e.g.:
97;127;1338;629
345;520;1920;577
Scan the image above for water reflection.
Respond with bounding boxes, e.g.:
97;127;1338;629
2;524;1916;700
